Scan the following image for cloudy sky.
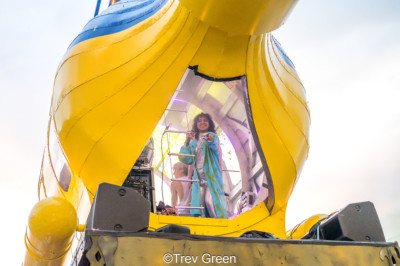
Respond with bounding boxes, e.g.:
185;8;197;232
274;0;400;243
0;0;399;263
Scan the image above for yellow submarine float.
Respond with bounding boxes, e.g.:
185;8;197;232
24;0;399;265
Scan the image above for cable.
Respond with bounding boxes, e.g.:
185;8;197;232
161;130;167;204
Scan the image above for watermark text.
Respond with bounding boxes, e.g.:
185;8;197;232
163;253;237;264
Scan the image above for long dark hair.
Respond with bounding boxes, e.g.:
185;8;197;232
191;113;216;140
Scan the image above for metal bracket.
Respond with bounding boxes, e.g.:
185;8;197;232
380;246;400;264
98;236;118;266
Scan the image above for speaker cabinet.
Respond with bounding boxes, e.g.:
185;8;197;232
304;201;386;242
86;183;150;232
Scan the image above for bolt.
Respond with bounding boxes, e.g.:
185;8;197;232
118;188;126;196
114;224;123;231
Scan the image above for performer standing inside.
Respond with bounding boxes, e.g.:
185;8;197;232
170;162;191;216
179;113;227;218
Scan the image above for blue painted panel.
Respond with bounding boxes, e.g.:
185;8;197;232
68;0;168;49
271;35;296;70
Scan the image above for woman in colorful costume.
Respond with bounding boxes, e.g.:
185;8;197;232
179;113;228;218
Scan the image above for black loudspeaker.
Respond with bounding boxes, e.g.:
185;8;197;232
86;183;150;232
308;201;386;242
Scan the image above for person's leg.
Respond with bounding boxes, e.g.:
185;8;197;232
205;187;217;218
200;185;206;217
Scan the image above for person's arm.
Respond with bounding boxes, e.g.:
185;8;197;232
205;132;219;151
184;131;194;146
176;182;184;204
187;166;194;192
179;139;195;165
219;146;222;167
170;182;177;208
188;165;194;180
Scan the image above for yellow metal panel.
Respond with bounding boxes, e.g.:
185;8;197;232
149;202;286;238
268;35;304;90
43;116;86;210
286;214;328;239
47;0;306;244
256;37;308;166
53;6;209;195
79;18;209;195
24;197;77;264
29;1;399;264
246;34;310;212
189;27;249;78
263;35;310;177
52;0;177;112
266;35;310;137
247;34;296;212
55;3;186;174
179;0;298;35
42;146;63;198
214;34;249;77
51;1;309;211
53;1;180;125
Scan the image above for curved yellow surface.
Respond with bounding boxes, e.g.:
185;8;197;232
180;0;298;35
189;27;249;78
24;197;78;264
53;0;207;196
40;0;310;241
246;34;309;213
286;214;328;239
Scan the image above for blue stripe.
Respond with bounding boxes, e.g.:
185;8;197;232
271;35;296;70
68;0;168;49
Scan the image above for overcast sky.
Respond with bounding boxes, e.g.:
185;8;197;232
0;0;399;263
274;0;400;243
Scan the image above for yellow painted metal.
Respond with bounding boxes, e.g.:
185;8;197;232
53;0;209;196
33;0;313;261
41;0;310;237
28;0;398;264
286;214;328;239
40;116;89;212
77;224;86;232
189;27;249;78
246;33;309;213
179;0;298;35
24;197;78;265
84;234;400;265
149;202;287;238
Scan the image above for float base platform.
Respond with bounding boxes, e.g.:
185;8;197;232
73;230;400;265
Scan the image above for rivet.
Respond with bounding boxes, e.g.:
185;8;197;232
114;224;123;231
118;188;126;196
